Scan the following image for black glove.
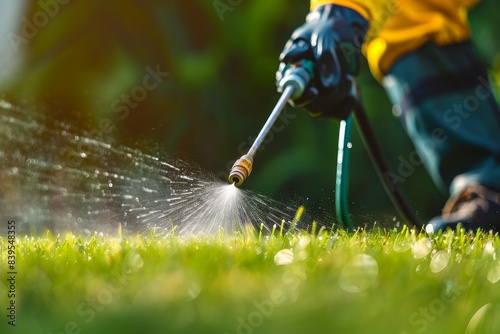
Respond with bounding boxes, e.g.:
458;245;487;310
276;4;369;119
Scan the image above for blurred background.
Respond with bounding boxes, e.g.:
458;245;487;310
0;0;499;226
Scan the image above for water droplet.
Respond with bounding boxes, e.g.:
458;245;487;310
487;262;500;284
425;224;435;234
123;251;144;274
483;241;495;257
142;187;157;193
339;254;378;293
0;100;13;109
415;264;426;275
412;238;432;259
430;251;450;273
274;249;294;266
185;281;201;301
327;236;335;251
297;236;311;249
393;236;411;253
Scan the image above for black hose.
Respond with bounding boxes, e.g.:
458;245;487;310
354;103;422;228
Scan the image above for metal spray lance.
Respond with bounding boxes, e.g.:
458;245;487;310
228;60;313;186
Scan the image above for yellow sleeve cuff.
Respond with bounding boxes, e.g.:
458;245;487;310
310;0;371;20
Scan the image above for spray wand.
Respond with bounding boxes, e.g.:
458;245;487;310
228;60;313;186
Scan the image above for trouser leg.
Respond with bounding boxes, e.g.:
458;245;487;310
382;41;500;197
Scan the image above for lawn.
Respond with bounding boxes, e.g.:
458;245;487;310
2;223;500;334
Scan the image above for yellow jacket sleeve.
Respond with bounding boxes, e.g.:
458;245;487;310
311;0;392;37
310;0;480;78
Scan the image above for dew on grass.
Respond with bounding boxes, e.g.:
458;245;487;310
429;250;450;273
393;235;411;253
487;261;500;284
274;249;294;265
0;102;327;235
297;235;311;249
339;254;378;293
483;241;495;258
184;281;201;302
412;238;432;259
123;251;144;274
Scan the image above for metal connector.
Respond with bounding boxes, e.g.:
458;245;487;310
279;66;311;100
228;154;253;187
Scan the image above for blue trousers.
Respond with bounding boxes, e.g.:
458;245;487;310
383;41;500;196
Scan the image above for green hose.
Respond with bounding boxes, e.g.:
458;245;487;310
334;105;421;230
335;114;354;230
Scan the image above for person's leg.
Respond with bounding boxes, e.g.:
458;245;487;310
383;41;500;231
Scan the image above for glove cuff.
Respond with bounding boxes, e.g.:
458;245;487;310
308;4;369;41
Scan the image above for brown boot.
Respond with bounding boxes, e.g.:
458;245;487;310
426;183;500;233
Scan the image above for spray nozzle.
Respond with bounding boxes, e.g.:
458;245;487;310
228;154;253;187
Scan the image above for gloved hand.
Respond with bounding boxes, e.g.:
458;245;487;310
276;4;369;119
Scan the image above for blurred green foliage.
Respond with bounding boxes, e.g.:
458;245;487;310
1;0;499;225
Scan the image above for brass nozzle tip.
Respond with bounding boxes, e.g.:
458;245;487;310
228;154;253;187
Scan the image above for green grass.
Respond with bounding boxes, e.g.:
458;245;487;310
2;224;500;334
